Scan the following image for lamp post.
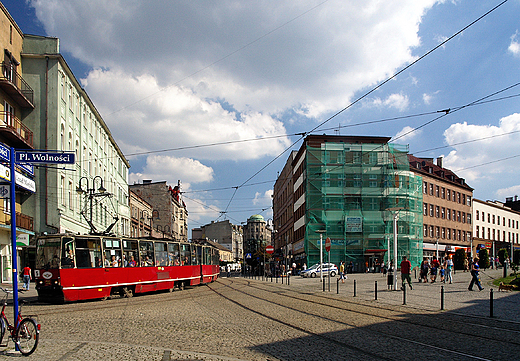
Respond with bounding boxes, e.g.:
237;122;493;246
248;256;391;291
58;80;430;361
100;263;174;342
316;229;326;283
77;176;107;234
386;207;403;291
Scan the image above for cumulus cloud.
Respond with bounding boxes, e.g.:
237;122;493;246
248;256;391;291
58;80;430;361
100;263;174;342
30;0;436;119
442;114;520;185
129;155;214;188
509;31;520;57
393;126;421;142
370;93;410;112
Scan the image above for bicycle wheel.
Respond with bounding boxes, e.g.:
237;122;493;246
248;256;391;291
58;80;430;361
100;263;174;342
16;318;39;356
0;316;5;345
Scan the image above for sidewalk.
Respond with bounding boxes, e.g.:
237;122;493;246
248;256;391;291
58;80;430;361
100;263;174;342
252;267;520;322
0;283;38;304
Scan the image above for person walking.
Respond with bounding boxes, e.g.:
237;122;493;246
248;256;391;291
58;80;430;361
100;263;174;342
400;256;413;290
444;255;454;284
468;257;484;291
22;264;31;291
339;261;346;283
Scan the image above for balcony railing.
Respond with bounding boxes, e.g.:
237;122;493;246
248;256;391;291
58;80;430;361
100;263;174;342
0;62;34;108
0;111;33;148
5;212;34;232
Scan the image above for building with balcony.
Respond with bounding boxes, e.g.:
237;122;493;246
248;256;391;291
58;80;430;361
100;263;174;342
472;199;520;262
129;180;188;242
409;155;473;259
242;214;272;267
21;35;131;237
0;3;36;282
273;135;423;272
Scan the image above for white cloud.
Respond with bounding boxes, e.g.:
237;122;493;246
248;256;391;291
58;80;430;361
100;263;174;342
393;126;421;142
369;93;410;112
30;0;437;119
129;155;214;188
443;114;520;184
253;189;273;206
495;185;520;201
509;31;520;57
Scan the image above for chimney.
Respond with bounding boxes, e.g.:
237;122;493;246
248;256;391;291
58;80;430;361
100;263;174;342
516;195;518;202
436;157;443;168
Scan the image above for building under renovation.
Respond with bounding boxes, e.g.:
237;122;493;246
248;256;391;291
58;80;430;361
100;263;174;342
273;135;423;272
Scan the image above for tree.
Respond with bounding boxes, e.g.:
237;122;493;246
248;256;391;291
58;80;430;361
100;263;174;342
478;248;490;269
454;249;467;270
498;248;509;266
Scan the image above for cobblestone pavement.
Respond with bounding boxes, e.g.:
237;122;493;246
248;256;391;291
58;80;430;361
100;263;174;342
0;268;518;360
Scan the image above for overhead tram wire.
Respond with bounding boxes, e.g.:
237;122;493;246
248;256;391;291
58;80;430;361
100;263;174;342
166;0;510;221
307;0;510;135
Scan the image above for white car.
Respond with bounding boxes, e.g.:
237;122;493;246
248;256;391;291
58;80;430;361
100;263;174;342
300;263;338;278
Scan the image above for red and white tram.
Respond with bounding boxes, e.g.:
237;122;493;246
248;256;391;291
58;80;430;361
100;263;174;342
34;234;220;303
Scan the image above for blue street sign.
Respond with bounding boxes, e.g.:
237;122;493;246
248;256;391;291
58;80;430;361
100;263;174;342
15;151;75;164
246;253;252;259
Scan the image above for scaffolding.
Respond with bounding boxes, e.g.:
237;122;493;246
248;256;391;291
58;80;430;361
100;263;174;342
304;142;423;271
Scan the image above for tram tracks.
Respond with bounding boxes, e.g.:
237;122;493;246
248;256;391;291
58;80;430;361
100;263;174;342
244;278;520;344
209;278;518;361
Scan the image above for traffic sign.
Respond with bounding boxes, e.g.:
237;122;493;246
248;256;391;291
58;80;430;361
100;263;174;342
265;245;274;254
325;237;331;252
15;151;75;164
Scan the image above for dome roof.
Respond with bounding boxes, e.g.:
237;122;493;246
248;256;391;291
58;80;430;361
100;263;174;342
248;214;265;222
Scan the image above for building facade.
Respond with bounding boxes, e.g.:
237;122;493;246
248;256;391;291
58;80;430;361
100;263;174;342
272;151;296;266
129;190;153;238
192;220;243;261
22;35;131;237
0;3;36;282
472;199;520;260
243;214;272;263
274;135;423;271
129;180;188;242
409;155;473;259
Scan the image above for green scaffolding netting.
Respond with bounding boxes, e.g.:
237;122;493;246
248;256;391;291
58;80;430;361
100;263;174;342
304;142;423;271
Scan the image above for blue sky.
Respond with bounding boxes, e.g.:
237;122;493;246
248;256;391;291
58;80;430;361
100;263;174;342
5;0;520;234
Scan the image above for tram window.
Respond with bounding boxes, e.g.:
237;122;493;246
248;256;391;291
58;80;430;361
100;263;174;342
75;237;101;268
123;240;138;267
194;246;201;265
61;238;75;268
103;238;122;267
139;241;154;266
154;242;168;266
181;244;190;265
168;243;180;266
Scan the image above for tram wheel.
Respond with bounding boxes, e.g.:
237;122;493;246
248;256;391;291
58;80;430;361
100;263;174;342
122;287;133;298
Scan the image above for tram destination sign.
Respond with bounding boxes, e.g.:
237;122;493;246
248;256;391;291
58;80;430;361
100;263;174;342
15;151;75;164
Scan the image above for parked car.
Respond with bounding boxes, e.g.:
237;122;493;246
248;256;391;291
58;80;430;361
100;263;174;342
300;263;338;278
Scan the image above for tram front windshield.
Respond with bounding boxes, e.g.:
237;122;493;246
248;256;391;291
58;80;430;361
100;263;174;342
36;237;62;269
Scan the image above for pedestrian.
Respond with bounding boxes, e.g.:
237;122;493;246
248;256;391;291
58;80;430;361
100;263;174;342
400;256;413;290
444;255;454;284
439;265;445;283
419;258;429;283
468;257;484;291
430;257;440;283
339;261;346;283
381;260;386;277
22;264;31;291
463;257;469;272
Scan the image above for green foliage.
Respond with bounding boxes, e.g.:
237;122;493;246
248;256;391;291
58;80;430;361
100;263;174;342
514;250;520;265
498;248;509;265
478;249;490;269
454;249;467;270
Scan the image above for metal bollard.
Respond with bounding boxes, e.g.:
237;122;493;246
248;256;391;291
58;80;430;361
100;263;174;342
354;279;357;297
288;273;290;286
323;278;326;292
441;286;444;310
403;285;406;305
490;289;494;318
375;281;378;300
337;278;339;294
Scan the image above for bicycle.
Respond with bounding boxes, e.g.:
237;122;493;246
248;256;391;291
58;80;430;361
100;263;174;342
0;287;40;356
